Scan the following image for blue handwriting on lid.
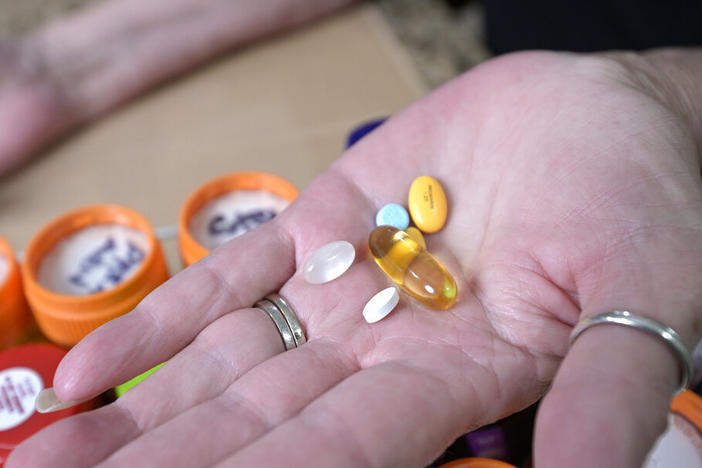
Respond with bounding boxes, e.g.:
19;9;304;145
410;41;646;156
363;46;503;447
68;237;145;294
208;210;276;238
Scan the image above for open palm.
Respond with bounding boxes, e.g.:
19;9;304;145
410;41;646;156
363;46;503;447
9;51;702;468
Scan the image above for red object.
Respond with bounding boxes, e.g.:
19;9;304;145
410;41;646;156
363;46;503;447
0;344;83;466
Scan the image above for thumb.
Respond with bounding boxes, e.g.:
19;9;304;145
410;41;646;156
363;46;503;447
535;323;682;467
534;232;702;467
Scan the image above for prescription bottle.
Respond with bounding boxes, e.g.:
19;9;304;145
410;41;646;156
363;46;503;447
0;236;32;351
438;458;517;468
644;390;702;467
0;344;95;466
178;171;298;266
22;205;169;347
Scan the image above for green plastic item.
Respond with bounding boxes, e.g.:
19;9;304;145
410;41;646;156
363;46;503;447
114;363;165;397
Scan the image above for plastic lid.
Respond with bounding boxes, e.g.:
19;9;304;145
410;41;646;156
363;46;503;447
178;171;298;266
0;344;87;465
671;390;702;428
643;390;702;468
438;458;517;468
21;205;169;347
0;237;31;350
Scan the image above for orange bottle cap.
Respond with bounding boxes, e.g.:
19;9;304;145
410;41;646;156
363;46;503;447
21;205;169;347
178;171;298;266
438;458;517;468
0;236;31;350
671;390;702;429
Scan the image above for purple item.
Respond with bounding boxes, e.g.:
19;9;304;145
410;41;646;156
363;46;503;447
465;426;511;462
345;118;387;148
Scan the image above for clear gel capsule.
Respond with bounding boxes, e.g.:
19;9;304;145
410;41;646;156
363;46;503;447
369;226;457;310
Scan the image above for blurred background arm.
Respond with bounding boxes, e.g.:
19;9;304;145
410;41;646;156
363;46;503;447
0;0;359;175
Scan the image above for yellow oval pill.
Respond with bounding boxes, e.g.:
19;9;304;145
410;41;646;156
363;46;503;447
405;227;426;249
408;176;448;233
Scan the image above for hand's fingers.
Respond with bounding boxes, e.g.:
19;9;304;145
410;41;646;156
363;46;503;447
535;325;680;468
7;307;285;468
115;308;284;428
4;405;136;468
54;220;295;401
92;263;375;467
98;341;356;467
215;360;498;468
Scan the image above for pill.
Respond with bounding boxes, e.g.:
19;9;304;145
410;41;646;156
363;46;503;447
35;387;89;414
363;287;400;323
405;227;426;249
303;240;355;284
376;203;410;230
408;176;448;233
369;226;457;310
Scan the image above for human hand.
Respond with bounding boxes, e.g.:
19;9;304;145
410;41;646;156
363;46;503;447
8;50;702;467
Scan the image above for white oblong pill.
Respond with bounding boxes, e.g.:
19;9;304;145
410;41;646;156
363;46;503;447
363;287;400;323
303;240;355;284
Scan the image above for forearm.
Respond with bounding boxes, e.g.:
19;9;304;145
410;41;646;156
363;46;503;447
29;0;359;120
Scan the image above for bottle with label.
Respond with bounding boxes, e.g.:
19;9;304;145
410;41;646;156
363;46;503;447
21;205;169;347
0;237;32;351
179;171;298;266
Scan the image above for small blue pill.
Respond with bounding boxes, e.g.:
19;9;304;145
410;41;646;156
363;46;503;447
376;203;410;230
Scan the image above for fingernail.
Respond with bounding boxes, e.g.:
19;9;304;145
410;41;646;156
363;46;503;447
35;387;86;413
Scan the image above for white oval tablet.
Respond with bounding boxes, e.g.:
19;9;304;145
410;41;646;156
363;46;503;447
303;241;355;284
363;287;400;323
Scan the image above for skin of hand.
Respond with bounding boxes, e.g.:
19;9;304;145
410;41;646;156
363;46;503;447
7;50;702;468
0;0;357;176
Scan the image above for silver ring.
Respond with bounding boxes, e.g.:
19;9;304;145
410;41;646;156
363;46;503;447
569;310;694;395
255;299;296;351
266;293;307;347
